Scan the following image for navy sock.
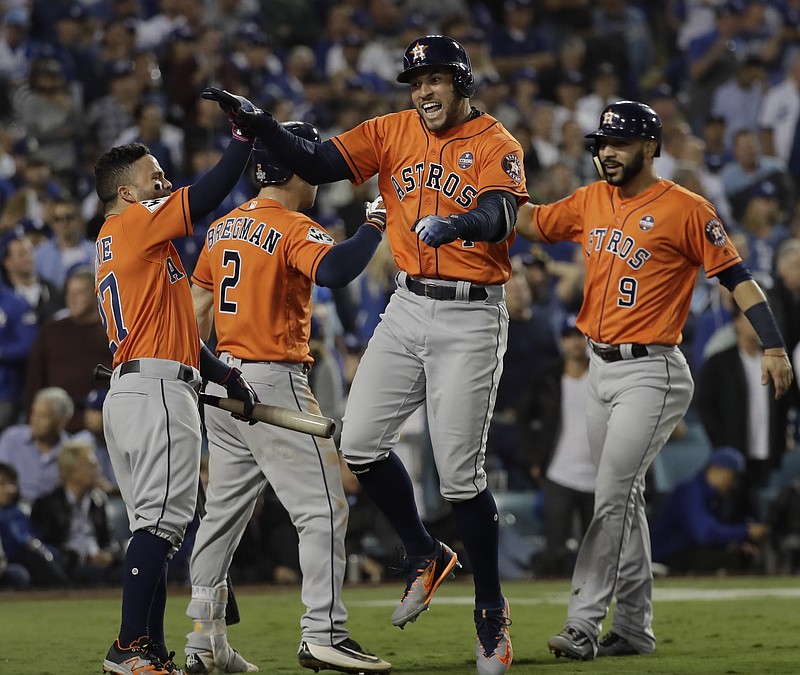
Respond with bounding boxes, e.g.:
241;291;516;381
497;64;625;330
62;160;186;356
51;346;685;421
352;452;434;556
119;530;172;646
147;563;168;653
451;489;503;609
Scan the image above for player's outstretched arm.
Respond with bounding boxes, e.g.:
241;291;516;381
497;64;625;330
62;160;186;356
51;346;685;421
186;87;271;222
315;195;386;288
731;279;794;399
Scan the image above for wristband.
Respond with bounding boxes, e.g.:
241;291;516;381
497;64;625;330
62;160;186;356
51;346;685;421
743;302;785;350
199;343;233;384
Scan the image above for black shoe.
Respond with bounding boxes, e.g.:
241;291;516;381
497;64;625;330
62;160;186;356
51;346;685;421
298;638;392;674
598;632;642;657
547;626;597;661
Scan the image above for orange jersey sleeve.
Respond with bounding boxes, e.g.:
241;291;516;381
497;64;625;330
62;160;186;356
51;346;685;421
191;198;336;363
331;110;528;285
532;179;742;345
95;187;200;367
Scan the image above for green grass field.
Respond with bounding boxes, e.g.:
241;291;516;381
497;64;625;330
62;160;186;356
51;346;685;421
2;575;800;674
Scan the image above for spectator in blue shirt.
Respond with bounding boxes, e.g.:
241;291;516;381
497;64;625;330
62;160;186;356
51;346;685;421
650;447;770;573
0;386;72;505
0;279;38;430
34;196;95;291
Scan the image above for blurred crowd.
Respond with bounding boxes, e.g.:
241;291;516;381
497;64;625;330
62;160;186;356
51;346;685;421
1;0;800;587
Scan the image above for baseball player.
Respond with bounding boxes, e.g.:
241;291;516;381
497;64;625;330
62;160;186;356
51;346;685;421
184;121;390;675
243;35;526;674
94;89;269;675
515;100;793;660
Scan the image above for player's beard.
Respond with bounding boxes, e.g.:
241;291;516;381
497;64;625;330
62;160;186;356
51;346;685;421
417;95;467;132
604;148;645;187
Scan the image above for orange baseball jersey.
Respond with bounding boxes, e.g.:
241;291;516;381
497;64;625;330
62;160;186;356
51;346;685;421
95;187;200;368
531;179;742;345
191;197;337;364
331;109;528;285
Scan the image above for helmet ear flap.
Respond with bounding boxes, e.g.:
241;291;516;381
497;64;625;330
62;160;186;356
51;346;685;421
453;67;475;98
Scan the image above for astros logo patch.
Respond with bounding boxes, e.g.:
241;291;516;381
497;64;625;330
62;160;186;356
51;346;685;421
411;42;428;63
458;152;474;170
704;218;727;247
638;215;654;231
501;153;522;184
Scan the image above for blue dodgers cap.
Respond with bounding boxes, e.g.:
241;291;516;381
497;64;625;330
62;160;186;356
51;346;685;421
706;447;745;473
82;388;108;410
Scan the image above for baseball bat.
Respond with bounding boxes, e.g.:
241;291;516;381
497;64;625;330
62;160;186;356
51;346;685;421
93;364;336;438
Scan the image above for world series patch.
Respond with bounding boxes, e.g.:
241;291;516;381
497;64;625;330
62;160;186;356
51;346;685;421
458;152;474;169
704;218;727;247
307;226;335;245
140;196;169;213
639;215;654;231
502;153;522;184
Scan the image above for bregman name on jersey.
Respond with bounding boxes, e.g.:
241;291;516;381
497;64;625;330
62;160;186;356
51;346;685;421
206;216;282;254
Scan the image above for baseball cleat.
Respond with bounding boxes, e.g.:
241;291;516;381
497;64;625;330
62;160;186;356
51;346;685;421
150;643;185;675
298;638;392;674
184;649;258;673
391;540;460;628
597;632;646;657
475;597;513;675
547;626;597;661
103;636;170;674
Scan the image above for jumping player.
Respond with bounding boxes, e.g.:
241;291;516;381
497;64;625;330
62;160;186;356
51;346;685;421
95;89;267;675
184;122;390;674
235;35;525;674
516;100;793;660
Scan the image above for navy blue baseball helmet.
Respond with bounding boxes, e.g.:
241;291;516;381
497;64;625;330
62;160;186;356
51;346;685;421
396;35;475;98
253;121;321;185
585;100;662;156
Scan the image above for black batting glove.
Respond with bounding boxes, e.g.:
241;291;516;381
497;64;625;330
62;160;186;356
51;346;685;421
412;214;460;247
201;86;278;142
219;367;259;424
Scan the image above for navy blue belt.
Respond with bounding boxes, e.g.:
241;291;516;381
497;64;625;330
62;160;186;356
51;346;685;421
119;360;195;382
590;343;649;362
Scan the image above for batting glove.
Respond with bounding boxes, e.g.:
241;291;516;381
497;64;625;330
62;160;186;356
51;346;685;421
220;367;259;424
201;86;276;142
413;214;460;247
364;194;387;233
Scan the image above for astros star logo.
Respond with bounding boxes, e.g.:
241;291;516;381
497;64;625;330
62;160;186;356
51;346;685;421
411;42;428;63
602;111;616;126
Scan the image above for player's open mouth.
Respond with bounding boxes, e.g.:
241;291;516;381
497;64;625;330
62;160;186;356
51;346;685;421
421;102;443;117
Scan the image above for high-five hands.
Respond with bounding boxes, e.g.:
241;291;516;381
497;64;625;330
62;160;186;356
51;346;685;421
201;87;276;142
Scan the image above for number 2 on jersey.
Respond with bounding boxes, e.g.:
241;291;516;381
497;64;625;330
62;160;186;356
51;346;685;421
618;276;638;307
219;249;241;314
